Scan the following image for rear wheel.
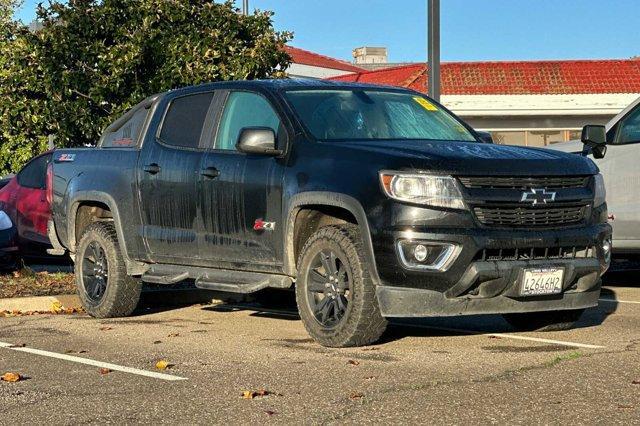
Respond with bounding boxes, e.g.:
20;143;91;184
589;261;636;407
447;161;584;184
295;224;387;347
76;222;141;318
502;309;585;332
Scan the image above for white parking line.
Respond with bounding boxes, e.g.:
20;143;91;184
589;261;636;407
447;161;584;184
599;298;640;305
393;323;605;349
0;341;187;381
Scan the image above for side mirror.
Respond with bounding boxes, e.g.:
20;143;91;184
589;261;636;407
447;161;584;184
236;127;282;156
581;125;607;159
476;131;494;144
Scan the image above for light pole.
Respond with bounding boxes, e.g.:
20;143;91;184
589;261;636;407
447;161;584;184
242;0;249;16
427;0;440;102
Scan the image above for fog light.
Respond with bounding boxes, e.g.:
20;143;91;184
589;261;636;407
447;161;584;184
414;244;429;262
397;240;460;272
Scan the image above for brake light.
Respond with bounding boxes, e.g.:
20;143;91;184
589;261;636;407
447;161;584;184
46;162;53;205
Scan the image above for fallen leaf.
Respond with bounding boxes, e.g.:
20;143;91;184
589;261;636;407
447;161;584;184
155;360;173;370
1;372;22;382
349;392;364;400
153;340;162;344
632;380;640;385
488;335;502;339
99;368;111;375
8;343;26;348
241;389;274;399
51;302;64;314
167;333;180;337
265;410;277;416
65;349;87;354
347;360;360;366
99;326;113;331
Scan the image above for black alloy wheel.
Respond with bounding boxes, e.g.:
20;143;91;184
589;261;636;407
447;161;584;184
306;249;352;328
81;240;109;304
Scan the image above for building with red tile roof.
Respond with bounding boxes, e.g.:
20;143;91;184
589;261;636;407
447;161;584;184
329;59;640;95
328;59;640;147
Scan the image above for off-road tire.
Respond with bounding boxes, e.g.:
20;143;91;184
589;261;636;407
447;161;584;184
75;222;141;318
502;309;585;332
295;224;387;347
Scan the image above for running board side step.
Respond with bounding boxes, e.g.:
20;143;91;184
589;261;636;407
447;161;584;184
142;271;189;285
141;264;293;294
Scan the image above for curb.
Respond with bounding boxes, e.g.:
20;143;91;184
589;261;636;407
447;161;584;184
0;294;82;313
0;289;225;313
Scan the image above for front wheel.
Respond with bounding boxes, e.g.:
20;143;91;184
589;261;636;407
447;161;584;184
75;222;141;318
502;309;585;332
295;224;387;347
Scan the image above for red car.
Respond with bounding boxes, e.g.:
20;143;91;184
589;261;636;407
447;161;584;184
0;151;54;263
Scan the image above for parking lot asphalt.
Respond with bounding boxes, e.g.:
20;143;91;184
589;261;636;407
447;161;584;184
0;273;638;424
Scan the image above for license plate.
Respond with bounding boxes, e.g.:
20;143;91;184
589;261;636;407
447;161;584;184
520;268;564;296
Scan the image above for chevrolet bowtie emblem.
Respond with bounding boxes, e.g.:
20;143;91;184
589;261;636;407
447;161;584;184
520;188;556;205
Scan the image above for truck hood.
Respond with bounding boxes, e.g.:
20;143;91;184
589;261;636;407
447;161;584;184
331;140;597;176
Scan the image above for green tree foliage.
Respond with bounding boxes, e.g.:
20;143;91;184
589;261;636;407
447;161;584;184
0;0;291;174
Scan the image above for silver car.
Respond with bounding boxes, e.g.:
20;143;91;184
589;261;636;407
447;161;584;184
552;97;640;252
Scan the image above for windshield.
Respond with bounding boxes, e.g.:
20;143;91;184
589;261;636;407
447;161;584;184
284;89;477;142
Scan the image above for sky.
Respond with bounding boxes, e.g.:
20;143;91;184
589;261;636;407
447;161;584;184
13;0;640;63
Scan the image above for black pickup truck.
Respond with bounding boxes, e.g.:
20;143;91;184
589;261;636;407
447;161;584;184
50;79;612;347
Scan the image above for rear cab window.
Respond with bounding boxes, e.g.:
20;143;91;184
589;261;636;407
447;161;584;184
101;107;150;148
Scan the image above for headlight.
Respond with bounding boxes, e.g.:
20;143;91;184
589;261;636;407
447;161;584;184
0;211;12;231
594;173;606;207
380;172;466;210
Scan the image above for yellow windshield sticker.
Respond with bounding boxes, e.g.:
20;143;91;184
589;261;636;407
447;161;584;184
413;97;438;111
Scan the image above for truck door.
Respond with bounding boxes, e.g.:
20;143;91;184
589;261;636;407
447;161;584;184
197;90;285;270
593;105;640;246
137;92;215;263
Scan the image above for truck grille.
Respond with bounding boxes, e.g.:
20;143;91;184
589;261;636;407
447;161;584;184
459;176;589;189
475;246;597;261
473;205;587;227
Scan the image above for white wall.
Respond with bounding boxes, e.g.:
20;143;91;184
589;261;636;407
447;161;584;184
442;94;640;117
288;63;356;79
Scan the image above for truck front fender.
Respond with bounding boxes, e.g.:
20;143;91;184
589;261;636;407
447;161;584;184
284;191;380;285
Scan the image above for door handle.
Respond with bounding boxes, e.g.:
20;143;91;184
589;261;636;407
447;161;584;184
200;166;220;179
143;163;161;175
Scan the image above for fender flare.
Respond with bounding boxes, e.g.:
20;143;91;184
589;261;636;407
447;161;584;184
67;191;147;275
284;191;380;285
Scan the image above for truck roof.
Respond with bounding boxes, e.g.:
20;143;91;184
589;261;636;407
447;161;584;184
164;78;414;96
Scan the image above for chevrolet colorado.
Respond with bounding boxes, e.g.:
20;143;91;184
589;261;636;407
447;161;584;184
49;80;611;347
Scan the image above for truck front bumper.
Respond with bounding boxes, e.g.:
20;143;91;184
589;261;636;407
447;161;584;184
376;258;601;317
372;223;611;317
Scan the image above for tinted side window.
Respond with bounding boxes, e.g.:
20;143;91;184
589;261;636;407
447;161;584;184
102;108;149;148
616;106;640;144
17;154;50;189
215;92;281;151
159;92;214;149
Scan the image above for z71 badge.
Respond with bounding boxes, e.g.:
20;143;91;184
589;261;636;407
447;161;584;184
57;153;76;162
253;219;275;231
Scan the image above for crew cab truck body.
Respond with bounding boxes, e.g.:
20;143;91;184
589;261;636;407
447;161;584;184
50;80;612;347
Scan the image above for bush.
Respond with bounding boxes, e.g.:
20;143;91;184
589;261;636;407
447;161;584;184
0;0;291;175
